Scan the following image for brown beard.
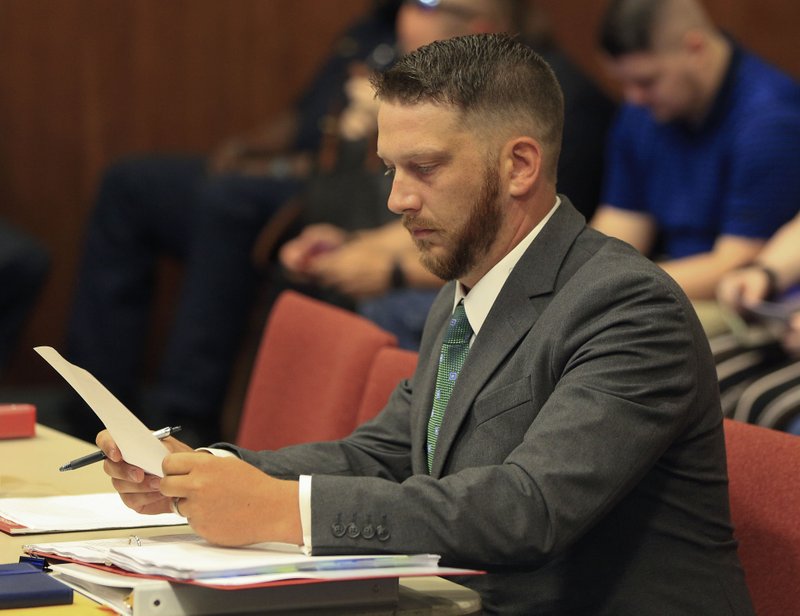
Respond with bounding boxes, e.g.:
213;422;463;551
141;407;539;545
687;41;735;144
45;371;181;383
405;165;502;281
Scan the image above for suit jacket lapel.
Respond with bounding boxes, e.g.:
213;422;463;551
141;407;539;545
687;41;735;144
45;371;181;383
428;198;587;476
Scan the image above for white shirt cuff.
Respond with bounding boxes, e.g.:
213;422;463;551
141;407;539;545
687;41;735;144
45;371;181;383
299;475;313;555
198;447;236;457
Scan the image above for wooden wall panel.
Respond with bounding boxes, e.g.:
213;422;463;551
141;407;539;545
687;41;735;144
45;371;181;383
0;0;797;385
0;0;368;383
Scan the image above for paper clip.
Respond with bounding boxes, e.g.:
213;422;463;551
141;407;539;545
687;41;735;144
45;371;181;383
128;535;142;547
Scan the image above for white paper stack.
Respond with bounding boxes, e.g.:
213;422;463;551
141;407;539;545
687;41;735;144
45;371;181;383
25;532;444;583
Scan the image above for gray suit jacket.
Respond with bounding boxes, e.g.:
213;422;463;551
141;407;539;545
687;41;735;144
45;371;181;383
230;199;754;615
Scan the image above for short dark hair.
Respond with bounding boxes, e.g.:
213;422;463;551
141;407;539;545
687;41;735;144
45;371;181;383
371;33;564;177
599;0;667;57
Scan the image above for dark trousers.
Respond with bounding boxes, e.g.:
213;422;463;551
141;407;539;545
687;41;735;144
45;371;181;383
358;289;438;351
66;155;301;443
0;221;49;374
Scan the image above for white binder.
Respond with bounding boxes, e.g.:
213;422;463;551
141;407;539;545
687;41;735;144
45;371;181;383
51;563;399;616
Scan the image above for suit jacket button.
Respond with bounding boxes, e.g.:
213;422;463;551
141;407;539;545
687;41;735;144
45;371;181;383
331;514;346;538
331;523;346;537
376;525;390;542
346;523;360;539
361;524;375;540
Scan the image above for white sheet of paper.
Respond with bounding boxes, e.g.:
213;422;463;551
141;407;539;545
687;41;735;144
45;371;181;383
0;493;185;533
34;346;168;476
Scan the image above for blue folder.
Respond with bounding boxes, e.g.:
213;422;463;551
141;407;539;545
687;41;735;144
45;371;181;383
0;562;73;609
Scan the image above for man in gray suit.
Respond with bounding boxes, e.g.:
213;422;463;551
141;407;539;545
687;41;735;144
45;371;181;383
100;34;754;614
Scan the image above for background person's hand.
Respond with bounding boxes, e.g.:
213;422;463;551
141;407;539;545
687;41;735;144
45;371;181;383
717;265;774;311
307;239;394;299
279;224;350;279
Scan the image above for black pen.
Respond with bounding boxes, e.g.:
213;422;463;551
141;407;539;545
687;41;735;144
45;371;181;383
58;425;182;472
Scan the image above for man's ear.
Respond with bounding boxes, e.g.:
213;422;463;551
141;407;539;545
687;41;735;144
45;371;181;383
504;137;542;198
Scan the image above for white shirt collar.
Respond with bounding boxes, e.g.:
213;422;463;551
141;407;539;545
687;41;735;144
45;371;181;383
454;197;561;337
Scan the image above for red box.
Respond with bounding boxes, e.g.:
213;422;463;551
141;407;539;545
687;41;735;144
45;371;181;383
0;404;36;439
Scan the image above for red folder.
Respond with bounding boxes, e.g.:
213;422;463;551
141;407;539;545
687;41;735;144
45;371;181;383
0;404;36;439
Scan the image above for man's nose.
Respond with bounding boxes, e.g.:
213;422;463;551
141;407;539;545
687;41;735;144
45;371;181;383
387;176;422;215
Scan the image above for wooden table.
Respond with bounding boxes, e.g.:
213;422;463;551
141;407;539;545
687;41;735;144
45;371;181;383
0;425;480;614
1;424;194;563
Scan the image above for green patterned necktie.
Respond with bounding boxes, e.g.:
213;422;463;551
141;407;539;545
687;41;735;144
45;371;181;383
427;302;473;473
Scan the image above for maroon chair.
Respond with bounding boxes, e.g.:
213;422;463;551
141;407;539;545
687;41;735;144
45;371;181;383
235;291;397;450
723;418;800;615
356;346;418;425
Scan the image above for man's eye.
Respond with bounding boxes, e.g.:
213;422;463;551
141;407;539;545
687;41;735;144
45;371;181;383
415;165;436;175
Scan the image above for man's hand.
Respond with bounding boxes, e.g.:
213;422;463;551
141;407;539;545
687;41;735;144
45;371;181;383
97;429;193;516
279;224;350;279
98;430;302;547
308;239;394;299
158;453;302;547
717;265;774;310
717;264;800;355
